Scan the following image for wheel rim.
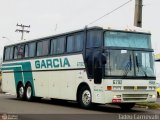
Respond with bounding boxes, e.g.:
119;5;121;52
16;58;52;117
26;86;32;99
19;86;24;98
82;90;91;106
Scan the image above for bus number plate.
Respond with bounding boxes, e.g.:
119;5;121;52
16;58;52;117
113;80;122;85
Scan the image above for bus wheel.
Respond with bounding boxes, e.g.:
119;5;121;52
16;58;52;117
119;103;135;111
78;86;92;109
17;84;25;100
25;83;33;101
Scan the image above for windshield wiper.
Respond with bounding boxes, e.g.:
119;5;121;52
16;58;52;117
135;56;148;77
123;55;132;78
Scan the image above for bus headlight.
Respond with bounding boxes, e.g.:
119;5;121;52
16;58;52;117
149;95;156;98
113;86;122;90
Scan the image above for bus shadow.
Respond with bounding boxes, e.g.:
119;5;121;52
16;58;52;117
8;97;146;113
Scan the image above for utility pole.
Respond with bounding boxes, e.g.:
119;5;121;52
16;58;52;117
134;0;143;27
15;23;30;40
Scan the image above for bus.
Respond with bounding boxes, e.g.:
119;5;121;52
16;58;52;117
1;26;157;110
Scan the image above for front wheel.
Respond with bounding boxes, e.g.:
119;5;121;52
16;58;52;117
78;86;92;109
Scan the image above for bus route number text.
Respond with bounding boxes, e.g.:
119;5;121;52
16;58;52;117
113;80;122;85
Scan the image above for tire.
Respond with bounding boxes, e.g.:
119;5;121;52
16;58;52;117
157;92;160;97
119;103;135;110
25;83;33;101
17;84;25;100
78;86;92;109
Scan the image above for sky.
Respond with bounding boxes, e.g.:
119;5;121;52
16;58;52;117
0;0;160;54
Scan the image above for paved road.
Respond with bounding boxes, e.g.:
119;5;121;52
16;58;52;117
0;94;159;120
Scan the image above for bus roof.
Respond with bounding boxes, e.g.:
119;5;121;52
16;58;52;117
4;26;151;47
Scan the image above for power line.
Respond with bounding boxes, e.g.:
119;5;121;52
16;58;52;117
15;23;30;40
87;0;133;26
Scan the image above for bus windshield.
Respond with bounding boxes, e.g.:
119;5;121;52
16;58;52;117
105;50;155;77
104;31;155;78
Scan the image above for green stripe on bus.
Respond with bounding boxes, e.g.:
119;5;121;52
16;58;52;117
2;62;35;96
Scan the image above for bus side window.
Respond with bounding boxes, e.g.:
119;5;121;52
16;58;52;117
9;47;14;60
4;47;10;60
14;46;18;59
25;44;29;58
67;36;74;52
29;42;36;57
36;40;49;57
66;32;84;53
75;33;84;51
51;37;65;55
87;30;102;48
17;45;24;59
13;45;25;59
4;46;14;60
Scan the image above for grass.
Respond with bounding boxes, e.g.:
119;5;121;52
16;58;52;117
136;102;160;109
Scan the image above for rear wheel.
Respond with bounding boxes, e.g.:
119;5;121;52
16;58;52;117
17;84;25;100
78;86;92;109
157;92;160;97
25;83;33;101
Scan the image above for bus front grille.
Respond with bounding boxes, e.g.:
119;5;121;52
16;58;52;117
122;94;148;102
124;86;147;90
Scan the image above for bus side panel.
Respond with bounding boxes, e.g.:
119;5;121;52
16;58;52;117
2;72;16;95
48;70;77;100
32;72;49;98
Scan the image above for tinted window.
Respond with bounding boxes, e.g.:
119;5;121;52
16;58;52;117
37;40;49;56
9;47;14;59
29;42;36;57
51;37;65;54
14;46;18;59
25;44;29;58
67;36;74;52
4;47;10;60
104;31;151;48
75;33;83;51
67;33;83;53
87;30;102;48
14;45;24;59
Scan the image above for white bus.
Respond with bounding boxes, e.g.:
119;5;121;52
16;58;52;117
1;26;157;110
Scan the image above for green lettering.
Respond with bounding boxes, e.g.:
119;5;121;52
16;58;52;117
41;60;47;68
46;59;53;68
53;59;59;68
63;58;70;67
59;58;63;67
35;60;40;69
